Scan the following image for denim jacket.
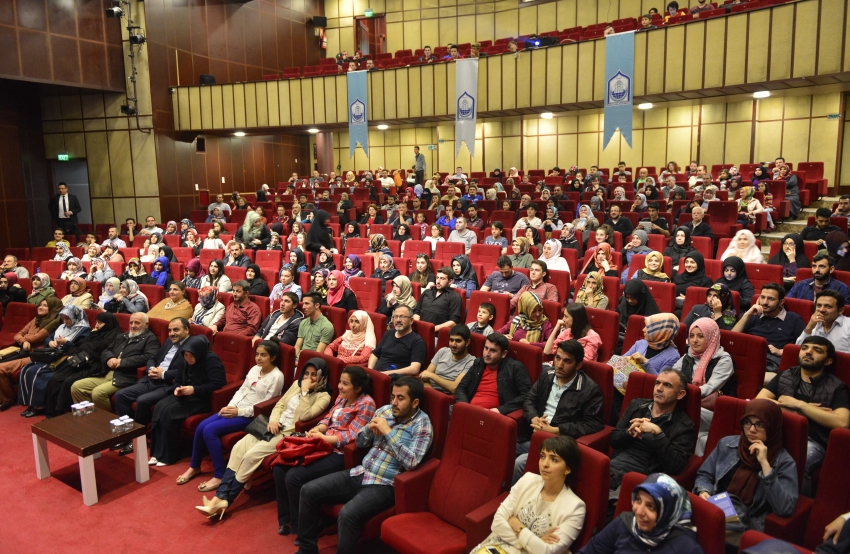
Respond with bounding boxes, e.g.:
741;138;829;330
694;435;798;532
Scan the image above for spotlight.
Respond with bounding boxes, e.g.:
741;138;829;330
541;112;553;119
308;128;320;133
106;6;124;18
533;40;540;47
234;132;246;137
120;104;137;116
638;103;653;110
377;124;389;130
129;34;146;45
753;91;770;99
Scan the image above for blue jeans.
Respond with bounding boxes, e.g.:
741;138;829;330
190;413;252;478
512;440;531;485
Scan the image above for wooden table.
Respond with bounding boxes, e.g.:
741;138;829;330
31;408;149;506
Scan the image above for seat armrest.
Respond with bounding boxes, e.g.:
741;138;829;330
253;395;281;418
671;454;703;492
343;441;368;468
211;380;243;412
294;411;327;432
764;496;815;546
465;492;510;552
394;458;441;514
136;366;146;379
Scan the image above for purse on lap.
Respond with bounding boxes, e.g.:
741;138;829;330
244;414;275;442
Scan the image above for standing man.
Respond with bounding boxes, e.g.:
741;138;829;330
48;182;83;243
413;146;426;186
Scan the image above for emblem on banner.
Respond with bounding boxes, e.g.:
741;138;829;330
607;71;631;107
349;98;366;125
457;92;475;120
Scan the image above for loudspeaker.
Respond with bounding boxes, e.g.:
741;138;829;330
199;74;216;85
312;16;327;27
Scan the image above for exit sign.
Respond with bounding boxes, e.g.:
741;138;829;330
427;144;437;150
57;154;69;161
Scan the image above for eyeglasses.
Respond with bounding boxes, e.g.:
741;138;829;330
392;315;412;320
742;420;766;431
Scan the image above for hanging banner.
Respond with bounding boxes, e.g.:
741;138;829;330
347;70;369;158
455;58;479;158
603;31;635;150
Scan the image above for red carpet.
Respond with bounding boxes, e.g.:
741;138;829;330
0;408;397;554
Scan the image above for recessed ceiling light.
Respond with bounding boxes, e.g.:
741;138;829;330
308;128;319;133
753;91;770;99
377;124;389;130
234;132;246;137
541;112;553;119
638;103;653;110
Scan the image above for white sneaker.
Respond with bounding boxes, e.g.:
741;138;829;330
148;457;158;466
156;461;169;467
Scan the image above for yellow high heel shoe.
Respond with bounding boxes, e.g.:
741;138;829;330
195;497;228;520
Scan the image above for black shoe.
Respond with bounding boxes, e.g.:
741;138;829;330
118;444;134;456
278;524;290;536
0;401;14;412
21;409;34;417
110;442;128;451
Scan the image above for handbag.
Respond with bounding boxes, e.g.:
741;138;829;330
244;414;275;442
0;346;22;360
29;347;64;363
608;354;646;395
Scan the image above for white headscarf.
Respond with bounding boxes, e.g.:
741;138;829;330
720;229;764;264
340;310;377;355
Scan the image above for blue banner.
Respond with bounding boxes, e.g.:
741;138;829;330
347;70;368;158
603;31;635;150
455;58;479;158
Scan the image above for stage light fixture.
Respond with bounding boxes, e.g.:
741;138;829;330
120;104;137;116
129;34;146;45
106;6;124;17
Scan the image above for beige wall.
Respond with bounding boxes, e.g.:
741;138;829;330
331;92;842;184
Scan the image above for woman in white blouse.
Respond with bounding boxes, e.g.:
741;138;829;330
538;239;571;273
474;435;586;554
175;340;284;490
199;259;232;292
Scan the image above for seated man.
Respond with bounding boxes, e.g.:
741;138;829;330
513;339;604;483
797;290;850;353
466;204;486;231
480;256;530;295
224;241;252;267
454;332;532;415
639;202;670;237
368;305;427;376
788;252;850;305
419;324;475;395
253;291;303;347
208;194;232;218
101;226;127;249
138;215;164;236
294;292;335;360
413;267;462;331
609;368;695;496
213;280;262;337
679;205;715;240
1;255;29;279
447;216;477;255
800;208;841;247
510;260;559;311
70;312;161;411
604;205;635;238
732;283;806;374
514;202;543;233
833;194;850;218
113;317;190;455
46;228;70;248
757;336;850;486
296;376;433;554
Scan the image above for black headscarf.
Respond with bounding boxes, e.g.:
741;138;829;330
298;357;329;392
451;254;479;286
69;312;121;362
305;209;334;257
664;227;692;267
394;223;412;243
672;250;713;295
618;279;660;330
288;247;307;270
245;264;270;296
768;233;810;269
159;244;177;263
716;256;751;295
178;335;211;385
343;221;361;238
524;227;542;247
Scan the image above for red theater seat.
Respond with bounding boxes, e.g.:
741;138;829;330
720;330;767;400
211;332;254;379
348;277;382;311
585;307;619;362
465;290;511;330
0;303;36;346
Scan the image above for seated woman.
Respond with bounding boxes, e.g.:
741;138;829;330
573;204;600;237
326;270;357;312
310;251;336;274
286;248;309;274
147;282;194;321
377;275;418;320
324;310;376;365
149;336;226;466
474;436;586;554
579;242;618;277
664;228;692;275
372;254;401;285
579;473;703;553
270;266;302;302
737;186;764;225
53;243;73;263
575;271;609;310
265;231;283;252
191;286;225;329
85;257;115;284
720;229;763;264
497;291;553;347
539;239;571;273
95;277;121;310
451;254;479;298
175;341;284;489
631;251;670;283
617;280;660;333
620;313;681;376
0;297;63;412
621;230;653;283
367;233;393;259
199;259;232;292
359;203;384;226
341;222;361;254
119;257;149;284
81;243;101;263
269;366;376;535
509;237;535;269
27;273;56;306
543;302;603;361
682;284;737;331
62;277;93;309
694;399;798;535
558;223;582;255
716;256;755;311
104;279;149;314
0;272;25;311
17;305;91;416
182;258;205;290
149;256;174;291
631;193;649;217
60;257;86;281
182;228;201;255
309;268;329;303
767;233;810;286
673;251;713;305
408;254;435;289
423;223;445;256
524;227;543;251
244;264;270;297
393;223;413;252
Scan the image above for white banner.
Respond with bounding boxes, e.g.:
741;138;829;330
455;58;479;158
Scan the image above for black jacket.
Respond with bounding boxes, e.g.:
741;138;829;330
172;336;226;400
680;220;715;240
604;217;634;238
98;328;161;378
455;356;532;415
234;226;271;250
330;288;359;312
255;309;304;346
143;337;190;385
225;254;251;267
48;193;82;224
523;369;604;441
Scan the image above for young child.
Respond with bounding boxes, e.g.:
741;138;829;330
763;192;776;231
468;302;495;336
413;211;429;240
483;221;509;255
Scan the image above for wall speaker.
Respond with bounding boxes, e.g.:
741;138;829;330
200;74;216;85
312;16;328;27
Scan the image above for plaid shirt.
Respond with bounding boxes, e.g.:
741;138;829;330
320;394;376;454
351;405;433;486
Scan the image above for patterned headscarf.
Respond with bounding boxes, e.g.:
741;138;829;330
644;313;679;350
706;283;737;326
630;473;695;547
121;279;149;310
54;304;91;341
538;239;563;265
197;285;219;310
560;223;576;242
312;268;329;299
53;243;72;261
509;291;548;344
739;185;755;207
576;271;606;307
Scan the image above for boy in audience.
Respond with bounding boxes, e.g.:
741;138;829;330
419;324;475;394
484;221;509;255
468;302;495;336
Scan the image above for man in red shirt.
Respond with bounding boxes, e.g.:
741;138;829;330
213;280;262;337
454;333;531;414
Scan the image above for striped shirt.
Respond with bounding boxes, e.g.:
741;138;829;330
351;405;433;486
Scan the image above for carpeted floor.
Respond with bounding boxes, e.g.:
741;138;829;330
0;407;396;554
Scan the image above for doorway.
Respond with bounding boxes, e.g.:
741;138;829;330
355;16;386;56
51;160;92;225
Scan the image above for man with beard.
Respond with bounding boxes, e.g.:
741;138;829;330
454;332;531;415
788;253;850;304
368;305;427;376
418;324;475;394
413;267;462;331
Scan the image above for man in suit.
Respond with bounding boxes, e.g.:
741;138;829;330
111;317;191;455
48;182;83;242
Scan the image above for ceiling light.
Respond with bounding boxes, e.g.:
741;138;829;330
638;103;653;110
234;132;246;137
308;128;319;133
377;124;389;130
753;91;770;99
540;112;553;119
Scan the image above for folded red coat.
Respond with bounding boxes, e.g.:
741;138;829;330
270;435;333;468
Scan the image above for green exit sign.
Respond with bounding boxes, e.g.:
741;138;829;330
365;9;373;17
57;154;69;161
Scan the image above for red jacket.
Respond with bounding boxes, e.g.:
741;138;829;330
271;436;333;468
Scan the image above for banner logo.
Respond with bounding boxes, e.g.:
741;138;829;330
349;98;366;125
607;71;631;107
603;32;635;149
457;92;475;120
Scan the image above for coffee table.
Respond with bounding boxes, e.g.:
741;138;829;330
31;408;149;506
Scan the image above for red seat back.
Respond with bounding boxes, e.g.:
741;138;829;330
681;287;741;320
744;263;783;293
348;277;382;311
401;240;431;258
468;244;502;265
138;284;165;307
719;330;767;399
435;241;464;259
320;305;348;338
642;280;677;314
200;249;224;269
255;250;281;269
224;266;247;283
581;360;614;424
411;319;436;362
0;303;36;346
364;367;392;407
40;260;65;277
211;332;255;379
465;290;511;329
585;307;620;362
507;340;543;382
249;295;271;320
768;241;820;262
804;428;850;549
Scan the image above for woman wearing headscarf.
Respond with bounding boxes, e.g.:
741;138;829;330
148;336;226;466
82;243;101;262
632;251;670;283
119;257;149;284
235;210;271;251
751;165;770;187
580;242;617;277
304;209;335;262
393;223;413;251
367;233;392;257
341;222;361;254
149;255;174;291
180;218;195;238
265;232;283;251
324;310;377;365
631;193;648;216
192;286;225;329
694;399;798;534
538;238;571;273
617;280;660;333
341;254;364;287
450;254;479;297
377;275;417;319
104;279;149;313
0;273;27;310
683;284;737;331
371;254;400;285
140;242;160;264
85;257;115;284
27;273;56;306
824;230;850;272
96;277;121;309
575;271;609;310
309;268;330;302
776;164;801;219
182;258;206;289
311;251;336;273
621;313;681;376
664;228;692;274
148;282;194;321
286;248;308;275
497;291;553;347
52;243;73;262
573;204;599;236
244;264;270;297
326;270;357;312
0;297;63;411
17;304;92;416
176;340;284;490
523;226;543;250
62;277;93;309
183;228;201;255
768;233;810;284
159;243;178;264
558;222;582;255
579;473;702;553
163;220;179;235
60;257;86;280
721;229;763;264
673;251;713;301
737;185;764;225
716;256;755;310
622;230;653;283
509;237;535;269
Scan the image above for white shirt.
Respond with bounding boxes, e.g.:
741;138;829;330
58;194;70;219
228;365;285;417
379;176;394;188
797;314;850;353
278;392;301;427
102;237;127;249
